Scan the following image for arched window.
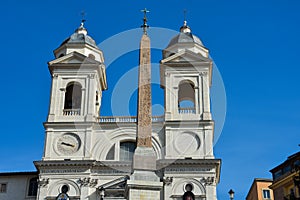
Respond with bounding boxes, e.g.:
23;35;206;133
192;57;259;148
28;177;38;196
64;83;82;115
120;141;136;161
64;83;82;109
106;144;115;160
178;80;195;114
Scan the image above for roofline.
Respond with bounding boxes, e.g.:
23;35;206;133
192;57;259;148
246;178;273;199
253;178;273;182
270;151;300;172
0;171;38;176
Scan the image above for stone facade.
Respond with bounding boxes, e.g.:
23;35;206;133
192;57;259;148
35;21;220;200
0;19;221;200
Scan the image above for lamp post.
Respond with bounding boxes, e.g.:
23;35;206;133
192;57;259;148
228;189;234;200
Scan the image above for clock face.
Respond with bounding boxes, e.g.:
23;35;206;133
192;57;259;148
56;133;81;155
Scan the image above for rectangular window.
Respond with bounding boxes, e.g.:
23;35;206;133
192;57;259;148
294;160;300;167
28;178;38;196
0;183;7;193
263;189;271;199
283;165;291;174
273;170;282;180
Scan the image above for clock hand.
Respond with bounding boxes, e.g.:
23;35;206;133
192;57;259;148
61;142;75;147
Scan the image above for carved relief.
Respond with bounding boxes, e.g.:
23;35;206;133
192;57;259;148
137;137;152;147
136;34;152;148
200;177;214;185
38;178;49;187
89;74;95;79
77;177;98;187
163;177;173;186
199;72;208;77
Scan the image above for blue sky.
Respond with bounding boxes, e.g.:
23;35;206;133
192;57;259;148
0;0;300;199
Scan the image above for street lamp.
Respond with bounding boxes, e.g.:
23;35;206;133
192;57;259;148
228;189;234;200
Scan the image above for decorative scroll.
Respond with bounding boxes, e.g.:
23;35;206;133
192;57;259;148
200;177;214;185
77;178;98;187
38;178;49;187
163;177;173;186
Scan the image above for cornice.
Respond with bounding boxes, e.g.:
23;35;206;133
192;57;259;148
164;120;214;127
269;171;297;189
34;160;97;167
157;159;221;168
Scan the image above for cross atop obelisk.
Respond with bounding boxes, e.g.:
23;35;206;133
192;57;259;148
141;8;149;34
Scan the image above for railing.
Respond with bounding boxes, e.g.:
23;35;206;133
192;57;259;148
178;107;196;114
97;116;164;123
63;109;81;116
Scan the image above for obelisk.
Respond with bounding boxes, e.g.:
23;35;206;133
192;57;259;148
136;10;152;149
127;10;162;200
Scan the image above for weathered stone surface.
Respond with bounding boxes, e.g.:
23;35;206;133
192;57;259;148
127;179;162;200
133;147;156;171
137;34;152;148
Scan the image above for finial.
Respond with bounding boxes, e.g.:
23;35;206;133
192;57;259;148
141;8;150;34
183;9;188;27
80;11;86;28
75;11;87;35
180;9;191;33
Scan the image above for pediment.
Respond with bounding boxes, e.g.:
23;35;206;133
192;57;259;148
161;49;211;64
48;51;100;65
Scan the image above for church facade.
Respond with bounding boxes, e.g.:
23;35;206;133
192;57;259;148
0;16;221;200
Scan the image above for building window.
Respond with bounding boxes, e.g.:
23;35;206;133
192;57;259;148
178;80;195;114
262;189;271;199
106;144;115;160
294;160;300;168
0;183;7;193
283;165;292;174
63;82;82;115
120;141;136;161
28;178;38;196
273;169;282;180
185;183;193;192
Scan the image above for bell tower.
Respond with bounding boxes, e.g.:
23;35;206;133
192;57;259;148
160;21;214;159
159;20;220;200
47;20;107;123
42;21;107;161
